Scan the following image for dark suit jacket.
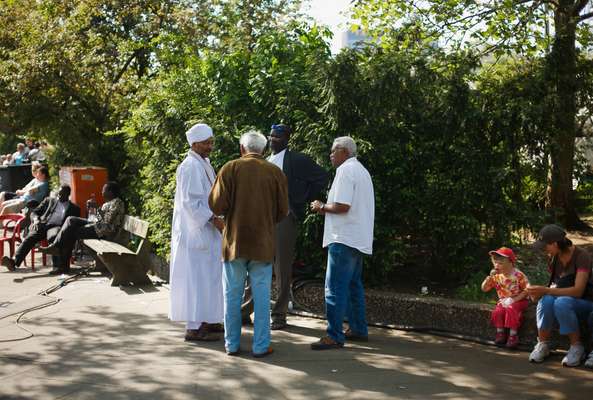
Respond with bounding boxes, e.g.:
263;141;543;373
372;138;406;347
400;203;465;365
281;149;329;220
33;197;81;227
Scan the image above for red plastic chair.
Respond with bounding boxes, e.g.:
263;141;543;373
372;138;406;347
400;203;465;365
0;214;25;261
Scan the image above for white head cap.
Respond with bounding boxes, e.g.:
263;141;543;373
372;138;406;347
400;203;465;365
186;123;213;146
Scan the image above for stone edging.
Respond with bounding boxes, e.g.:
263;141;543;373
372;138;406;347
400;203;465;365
150;255;582;350
291;284;579;350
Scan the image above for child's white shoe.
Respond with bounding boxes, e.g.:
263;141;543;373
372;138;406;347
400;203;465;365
584;351;593;369
562;344;585;367
529;341;550;363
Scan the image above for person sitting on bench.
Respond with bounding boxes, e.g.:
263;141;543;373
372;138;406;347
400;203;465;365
40;181;125;272
2;184;80;274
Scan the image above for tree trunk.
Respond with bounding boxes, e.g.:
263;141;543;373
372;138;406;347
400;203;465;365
547;3;583;229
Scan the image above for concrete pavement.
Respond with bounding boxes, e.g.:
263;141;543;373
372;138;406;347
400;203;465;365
1;263;593;400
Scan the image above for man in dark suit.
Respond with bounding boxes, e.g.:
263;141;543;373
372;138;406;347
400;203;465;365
1;184;80;274
242;124;328;330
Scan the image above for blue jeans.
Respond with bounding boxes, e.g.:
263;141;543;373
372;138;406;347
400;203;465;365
223;258;272;354
325;242;368;343
537;295;593;335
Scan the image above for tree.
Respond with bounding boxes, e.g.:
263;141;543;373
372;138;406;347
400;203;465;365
0;0;303;175
0;0;194;171
352;0;593;228
121;22;331;259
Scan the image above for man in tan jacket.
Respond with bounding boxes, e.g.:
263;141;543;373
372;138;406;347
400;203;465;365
209;130;288;358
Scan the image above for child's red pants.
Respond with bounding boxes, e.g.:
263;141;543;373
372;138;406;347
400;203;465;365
491;299;529;330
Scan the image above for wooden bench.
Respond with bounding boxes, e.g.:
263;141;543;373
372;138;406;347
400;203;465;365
83;215;152;286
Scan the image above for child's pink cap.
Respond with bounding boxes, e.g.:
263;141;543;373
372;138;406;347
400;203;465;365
488;247;516;264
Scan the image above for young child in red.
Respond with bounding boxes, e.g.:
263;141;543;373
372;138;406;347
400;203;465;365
481;247;530;349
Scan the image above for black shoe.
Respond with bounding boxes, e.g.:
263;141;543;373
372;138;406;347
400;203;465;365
271;320;287;330
1;256;16;271
184;328;221;342
49;267;71;276
206;323;224;333
39;245;60;256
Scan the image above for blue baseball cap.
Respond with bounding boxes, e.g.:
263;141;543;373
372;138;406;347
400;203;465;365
270;124;291;136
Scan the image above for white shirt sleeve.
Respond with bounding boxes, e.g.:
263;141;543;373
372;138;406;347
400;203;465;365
331;168;355;206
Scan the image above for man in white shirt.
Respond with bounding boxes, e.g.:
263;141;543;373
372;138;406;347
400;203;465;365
169;123;225;342
310;136;374;350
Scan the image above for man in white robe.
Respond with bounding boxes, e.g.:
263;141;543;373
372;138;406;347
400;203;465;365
169;123;225;341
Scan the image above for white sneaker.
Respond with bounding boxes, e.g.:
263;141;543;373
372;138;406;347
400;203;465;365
529;341;551;363
562;344;585;367
584;351;593;369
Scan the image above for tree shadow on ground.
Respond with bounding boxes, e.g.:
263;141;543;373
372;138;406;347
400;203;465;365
0;292;592;400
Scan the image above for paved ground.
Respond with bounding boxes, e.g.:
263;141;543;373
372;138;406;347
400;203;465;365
1;262;593;400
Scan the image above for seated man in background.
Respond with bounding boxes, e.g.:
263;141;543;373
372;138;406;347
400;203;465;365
40;182;125;270
1;184;80;274
0;165;50;215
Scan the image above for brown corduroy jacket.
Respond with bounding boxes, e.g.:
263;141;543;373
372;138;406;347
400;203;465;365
208;153;289;263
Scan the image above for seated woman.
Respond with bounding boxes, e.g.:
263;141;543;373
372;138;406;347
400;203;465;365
12;143;27;165
0;161;43;205
0;165;50;215
527;224;593;367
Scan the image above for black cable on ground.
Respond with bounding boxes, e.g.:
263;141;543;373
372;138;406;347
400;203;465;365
0;267;91;342
0;299;60;342
39;267;91;296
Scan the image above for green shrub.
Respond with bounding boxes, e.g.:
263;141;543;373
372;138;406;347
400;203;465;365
121;32;553;285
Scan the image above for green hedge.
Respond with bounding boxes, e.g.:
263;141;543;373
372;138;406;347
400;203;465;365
121;27;552;285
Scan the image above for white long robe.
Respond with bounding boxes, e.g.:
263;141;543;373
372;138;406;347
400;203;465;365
169;150;223;324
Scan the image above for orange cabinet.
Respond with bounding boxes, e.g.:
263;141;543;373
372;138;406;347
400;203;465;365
59;167;108;217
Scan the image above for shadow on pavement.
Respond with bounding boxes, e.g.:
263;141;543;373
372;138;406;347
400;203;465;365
0;284;592;399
